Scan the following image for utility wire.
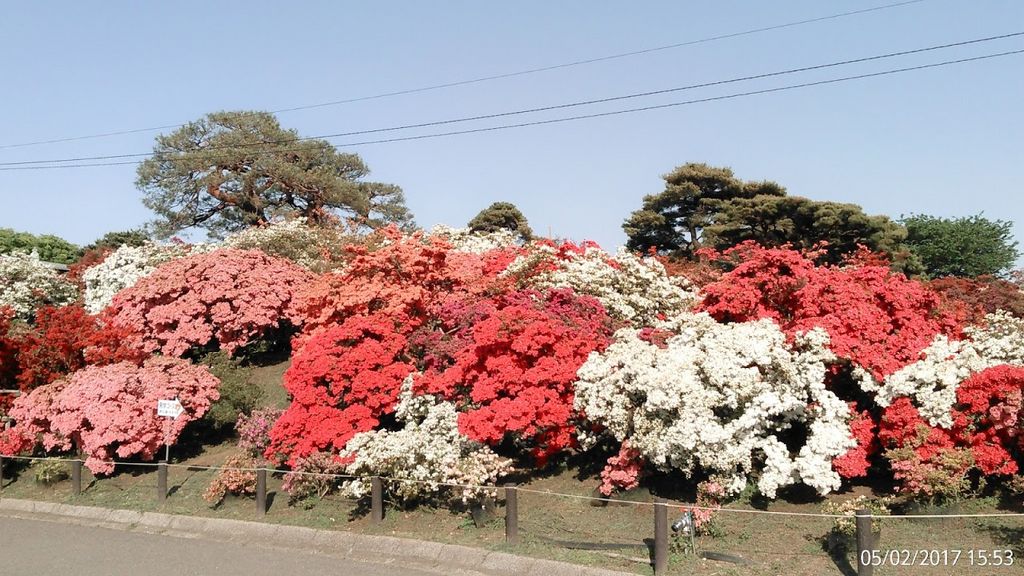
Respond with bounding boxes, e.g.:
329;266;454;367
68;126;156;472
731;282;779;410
1;48;1020;172
0;0;930;150
1;30;1020;168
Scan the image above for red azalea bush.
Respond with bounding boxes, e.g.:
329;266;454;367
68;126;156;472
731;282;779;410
107;249;314;357
0;307;18;405
267;312;414;463
879;365;1024;497
12;305;146;392
928;275;1024;324
699;242;965;380
697;242;967;482
417;288;612;463
296;227;501;340
8;357;220;474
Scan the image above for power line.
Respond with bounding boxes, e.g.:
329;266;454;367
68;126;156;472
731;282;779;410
1;48;1020;172
2;30;1021;168
0;0;930;150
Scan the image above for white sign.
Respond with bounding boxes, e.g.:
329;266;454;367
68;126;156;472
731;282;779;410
156;399;184;418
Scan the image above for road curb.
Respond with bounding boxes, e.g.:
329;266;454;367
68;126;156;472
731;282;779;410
0;498;633;576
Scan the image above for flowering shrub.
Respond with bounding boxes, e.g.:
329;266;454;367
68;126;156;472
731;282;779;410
0;251;77;320
929;275;1024;323
575;312;852;497
0;307;19;398
865;313;1024;427
823;495;892;536
418;288;612;463
428;225;520;254
82;242;196;314
267;313;414;463
281;451;347;505
698;242;964;380
599;443;644;496
223;218;355;272
236;407;282;457
11;305;146;392
203;454;259;505
296;227;498;339
8;357;220;474
107;249;314;357
0;428;33;456
507;242;698;326
340;378;513;504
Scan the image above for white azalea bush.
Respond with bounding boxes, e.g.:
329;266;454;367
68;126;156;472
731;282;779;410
0;251;77;319
82;242;196;313
859;311;1024;427
574;312;854;498
429;224;520;254
506;243;698;326
223;218;352;272
339;377;513;504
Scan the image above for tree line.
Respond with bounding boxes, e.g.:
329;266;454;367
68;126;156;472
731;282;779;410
2;111;1018;279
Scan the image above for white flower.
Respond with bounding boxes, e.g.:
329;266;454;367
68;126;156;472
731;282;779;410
82;242;199;313
0;251;77;319
866;312;1024;427
505;243;698;326
340;375;513;504
429;225;520;253
574;313;853;498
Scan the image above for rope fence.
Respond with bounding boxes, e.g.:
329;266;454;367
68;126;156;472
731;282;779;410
1;453;1021;575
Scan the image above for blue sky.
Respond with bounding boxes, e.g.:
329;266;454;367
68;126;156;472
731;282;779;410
1;0;1022;261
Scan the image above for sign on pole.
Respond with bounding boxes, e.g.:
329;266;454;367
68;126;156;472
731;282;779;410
156;399;184;419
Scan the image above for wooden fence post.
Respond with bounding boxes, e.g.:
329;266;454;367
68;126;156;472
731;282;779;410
371;476;384;522
0;455;5;491
157;461;168;502
856;508;874;576
654;498;668;576
71;460;82;496
504;484;519;545
255;468;267;515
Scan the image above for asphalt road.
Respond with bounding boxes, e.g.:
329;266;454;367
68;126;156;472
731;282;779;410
0;516;442;576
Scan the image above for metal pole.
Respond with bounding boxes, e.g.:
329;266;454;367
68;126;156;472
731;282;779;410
371;476;384;522
157;461;168;502
856;508;874;576
654;498;669;576
255;468;267;515
71;460;82;496
504;484;519;545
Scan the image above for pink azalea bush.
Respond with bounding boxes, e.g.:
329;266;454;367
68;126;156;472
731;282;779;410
598;443;643;496
236;407;282;457
107;249;314;357
9;357;220;474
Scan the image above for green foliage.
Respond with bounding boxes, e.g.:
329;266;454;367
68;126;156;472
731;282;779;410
0;228;80;264
198;351;263;430
136;110;414;239
623;163;769;259
623;162;913;267
85;229;149;251
902;214;1020;278
707;195;910;266
32;460;70;485
467;201;533;241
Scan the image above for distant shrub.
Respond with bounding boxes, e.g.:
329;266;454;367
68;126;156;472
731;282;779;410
0;251;77;320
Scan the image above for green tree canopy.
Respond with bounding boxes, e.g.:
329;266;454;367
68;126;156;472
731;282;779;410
0;228;80;264
707;195;909;265
902;214;1020;278
467;201;533;241
622;163;785;259
623;162;911;266
85;229;150;251
136;110;414;239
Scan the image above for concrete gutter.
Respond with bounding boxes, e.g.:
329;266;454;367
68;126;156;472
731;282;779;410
0;498;634;576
